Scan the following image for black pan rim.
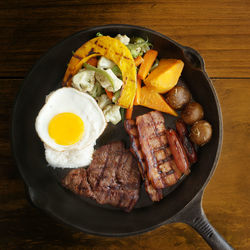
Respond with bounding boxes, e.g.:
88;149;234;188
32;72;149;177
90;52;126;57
11;24;223;237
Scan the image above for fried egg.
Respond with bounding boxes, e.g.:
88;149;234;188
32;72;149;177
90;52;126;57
35;87;106;152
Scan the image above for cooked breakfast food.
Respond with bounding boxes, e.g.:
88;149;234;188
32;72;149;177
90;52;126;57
166;86;191;110
125;111;194;202
63;35;137;109
166;129;190;175
34;32;213;211
190;120;212;146
44;143;94;169
124;119;163;202
135;86;178;117
175;119;197;164
35;87;106;168
181;102;204;125
143;59;184;93
63;34;181;121
36;88;106;151
124;119;146;178
136;111;183;189
62;141;141;212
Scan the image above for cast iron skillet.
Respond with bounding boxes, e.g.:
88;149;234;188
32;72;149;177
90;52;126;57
12;24;233;249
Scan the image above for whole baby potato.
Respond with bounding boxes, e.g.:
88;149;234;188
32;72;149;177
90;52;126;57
166;86;191;109
190;120;212;146
181;102;204;125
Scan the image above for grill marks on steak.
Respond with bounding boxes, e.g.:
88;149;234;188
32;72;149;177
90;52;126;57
62;142;141;212
62;168;94;197
62;112;188;210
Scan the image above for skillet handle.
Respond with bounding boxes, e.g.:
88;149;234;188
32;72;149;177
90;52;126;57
182;46;205;71
175;191;233;250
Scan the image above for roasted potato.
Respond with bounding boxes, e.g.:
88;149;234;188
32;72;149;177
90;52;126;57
190;120;212;146
166;86;191;109
181;102;204;125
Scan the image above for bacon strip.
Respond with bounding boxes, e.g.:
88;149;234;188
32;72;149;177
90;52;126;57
136;111;182;190
124;119;146;178
124;119;163;202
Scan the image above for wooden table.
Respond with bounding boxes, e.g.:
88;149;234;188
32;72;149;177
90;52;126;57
1;1;249;249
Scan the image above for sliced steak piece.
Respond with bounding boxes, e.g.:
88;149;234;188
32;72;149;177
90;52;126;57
87;141;125;189
62;141;141;212
62;168;93;197
124;119;163;202
136;111;182;189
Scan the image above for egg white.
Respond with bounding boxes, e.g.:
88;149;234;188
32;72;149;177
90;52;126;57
35;87;106;152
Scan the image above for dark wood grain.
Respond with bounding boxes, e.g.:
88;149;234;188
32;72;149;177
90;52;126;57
0;0;250;78
1;0;250;249
1;78;249;249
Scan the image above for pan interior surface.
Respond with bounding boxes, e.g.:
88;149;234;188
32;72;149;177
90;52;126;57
12;24;222;236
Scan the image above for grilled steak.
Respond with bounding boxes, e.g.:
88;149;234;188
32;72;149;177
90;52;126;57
124;119;163;202
62;168;93;197
62;141;141;212
136;111;182;189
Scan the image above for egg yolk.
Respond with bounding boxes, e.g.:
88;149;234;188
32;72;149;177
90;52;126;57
48;112;84;146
